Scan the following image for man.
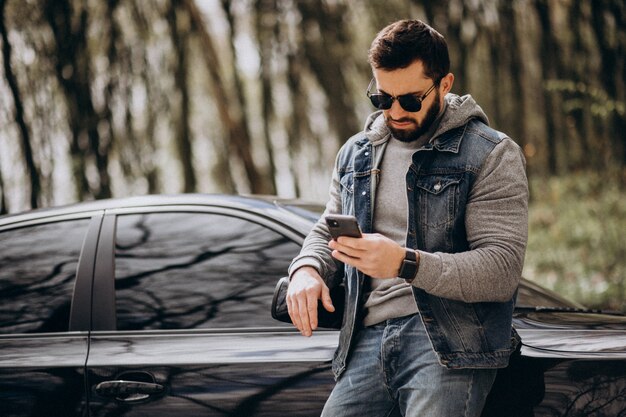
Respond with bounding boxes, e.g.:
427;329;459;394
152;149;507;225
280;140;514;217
287;19;528;417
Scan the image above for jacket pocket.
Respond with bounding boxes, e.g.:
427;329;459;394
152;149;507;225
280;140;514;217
415;174;462;228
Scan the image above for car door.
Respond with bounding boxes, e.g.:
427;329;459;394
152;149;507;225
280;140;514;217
86;207;337;417
0;214;99;417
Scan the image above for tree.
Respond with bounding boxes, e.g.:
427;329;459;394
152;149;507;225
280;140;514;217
44;0;111;200
0;0;624;212
0;0;41;208
167;0;196;193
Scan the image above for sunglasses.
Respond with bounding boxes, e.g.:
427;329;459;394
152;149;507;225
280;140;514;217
366;78;437;113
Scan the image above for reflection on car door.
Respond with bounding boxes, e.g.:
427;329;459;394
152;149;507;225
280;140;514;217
87;331;338;416
0;219;93;417
86;210;336;416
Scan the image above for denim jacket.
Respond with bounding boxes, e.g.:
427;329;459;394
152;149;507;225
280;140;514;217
331;116;525;378
290;96;528;380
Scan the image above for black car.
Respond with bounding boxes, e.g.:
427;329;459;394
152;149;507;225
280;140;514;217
0;194;625;417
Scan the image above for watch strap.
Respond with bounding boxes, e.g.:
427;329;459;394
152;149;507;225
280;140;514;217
398;248;418;282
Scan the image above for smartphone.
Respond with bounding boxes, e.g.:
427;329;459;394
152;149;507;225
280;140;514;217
325;214;362;240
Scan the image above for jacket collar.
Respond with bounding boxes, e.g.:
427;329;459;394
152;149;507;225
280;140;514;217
428;123;467;154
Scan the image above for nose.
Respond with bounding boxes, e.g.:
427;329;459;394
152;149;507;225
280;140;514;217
386;99;408;119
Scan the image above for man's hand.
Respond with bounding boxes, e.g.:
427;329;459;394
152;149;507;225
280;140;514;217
287;266;335;337
329;233;407;279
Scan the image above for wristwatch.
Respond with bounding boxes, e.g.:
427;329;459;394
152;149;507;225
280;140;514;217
398;248;419;282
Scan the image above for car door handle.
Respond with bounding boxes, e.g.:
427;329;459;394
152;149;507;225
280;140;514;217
94;380;165;402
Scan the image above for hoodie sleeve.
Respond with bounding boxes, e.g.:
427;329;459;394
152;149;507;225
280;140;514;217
412;137;529;303
287;149;344;287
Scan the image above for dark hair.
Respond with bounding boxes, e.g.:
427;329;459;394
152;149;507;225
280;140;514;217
368;19;450;82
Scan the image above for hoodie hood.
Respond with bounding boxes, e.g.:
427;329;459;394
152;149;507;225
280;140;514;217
364;93;489;146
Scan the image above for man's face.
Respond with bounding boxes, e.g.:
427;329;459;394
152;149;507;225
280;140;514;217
373;61;447;143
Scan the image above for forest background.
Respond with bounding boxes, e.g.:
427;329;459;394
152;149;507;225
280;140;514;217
0;0;624;311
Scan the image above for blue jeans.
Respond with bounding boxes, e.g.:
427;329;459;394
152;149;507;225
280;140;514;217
321;314;497;417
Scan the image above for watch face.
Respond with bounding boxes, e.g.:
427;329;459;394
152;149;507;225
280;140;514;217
400;249;418;281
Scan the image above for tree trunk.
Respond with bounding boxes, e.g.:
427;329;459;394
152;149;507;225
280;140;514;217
219;0;274;195
183;0;243;194
286;51;314;197
126;0;161;193
503;3;527;154
1;0;41;208
44;0;111;200
0;157;7;215
167;0;196;193
296;1;360;145
254;0;278;195
591;0;626;168
535;0;561;175
568;0;592;170
102;0;121;189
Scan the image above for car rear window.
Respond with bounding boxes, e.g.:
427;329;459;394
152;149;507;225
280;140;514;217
0;219;90;334
114;212;299;330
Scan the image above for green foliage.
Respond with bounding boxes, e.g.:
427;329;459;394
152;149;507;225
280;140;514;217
525;171;626;312
545;79;626;119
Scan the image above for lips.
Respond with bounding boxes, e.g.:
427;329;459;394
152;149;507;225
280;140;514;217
389;119;415;129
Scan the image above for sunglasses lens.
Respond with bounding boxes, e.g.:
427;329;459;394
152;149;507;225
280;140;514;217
369;94;393;110
398;96;422;112
369;94;423;112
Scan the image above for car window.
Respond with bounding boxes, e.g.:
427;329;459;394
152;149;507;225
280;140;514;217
0;219;91;334
114;212;299;330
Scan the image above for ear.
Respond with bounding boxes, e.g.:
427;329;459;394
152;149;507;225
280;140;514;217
439;73;455;94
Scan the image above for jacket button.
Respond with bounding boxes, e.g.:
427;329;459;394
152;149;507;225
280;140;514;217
361;191;367;196
434;183;442;191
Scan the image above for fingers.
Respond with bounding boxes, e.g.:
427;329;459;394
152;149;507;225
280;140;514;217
321;284;335;313
286;269;325;337
295;290;314;336
334;235;364;249
329;238;364;259
306;290;319;331
287;293;314;336
287;294;304;334
330;233;405;279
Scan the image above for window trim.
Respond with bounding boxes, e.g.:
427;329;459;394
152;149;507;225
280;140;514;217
91;215;117;331
69;213;105;332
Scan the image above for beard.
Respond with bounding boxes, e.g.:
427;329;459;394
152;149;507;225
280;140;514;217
385;91;441;143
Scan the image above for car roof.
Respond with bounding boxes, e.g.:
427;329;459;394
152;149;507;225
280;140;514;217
0;193;323;229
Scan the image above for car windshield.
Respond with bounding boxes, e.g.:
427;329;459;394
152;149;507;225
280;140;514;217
516;279;586;310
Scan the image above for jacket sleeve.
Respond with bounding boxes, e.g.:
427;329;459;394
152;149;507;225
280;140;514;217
412;137;529;303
